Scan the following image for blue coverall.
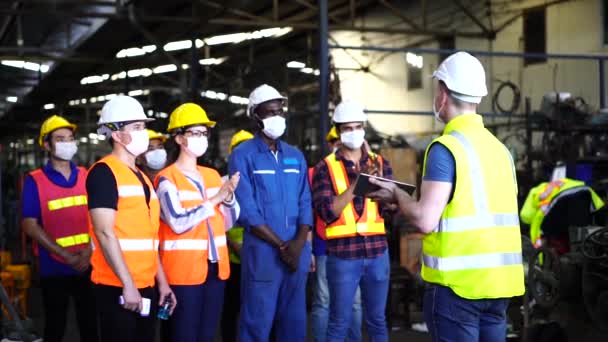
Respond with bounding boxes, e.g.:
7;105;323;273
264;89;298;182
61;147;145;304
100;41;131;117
228;134;312;342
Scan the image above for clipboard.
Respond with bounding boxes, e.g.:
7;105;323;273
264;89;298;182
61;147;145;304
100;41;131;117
353;173;416;197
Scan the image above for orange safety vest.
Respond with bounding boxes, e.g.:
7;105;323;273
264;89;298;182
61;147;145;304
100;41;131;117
29;167;90;263
89;155;160;289
323;153;385;239
156;164;230;285
308;167;327;240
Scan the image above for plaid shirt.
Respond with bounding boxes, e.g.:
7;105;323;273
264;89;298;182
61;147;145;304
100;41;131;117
312;148;393;259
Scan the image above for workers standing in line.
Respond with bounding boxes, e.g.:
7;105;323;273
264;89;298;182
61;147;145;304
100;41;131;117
310;126;363;342
221;129;254;342
228;84;313;342
86;95;176;342
368;52;525;342
21;115;98;342
311;100;393;342
155;103;240;342
136;129;167;181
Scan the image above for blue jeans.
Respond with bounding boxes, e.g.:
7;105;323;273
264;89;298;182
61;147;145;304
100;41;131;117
423;284;510;342
326;249;390;342
169;263;226;342
311;255;362;342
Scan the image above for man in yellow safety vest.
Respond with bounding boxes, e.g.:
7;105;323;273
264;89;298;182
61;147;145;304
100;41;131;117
369;52;525;341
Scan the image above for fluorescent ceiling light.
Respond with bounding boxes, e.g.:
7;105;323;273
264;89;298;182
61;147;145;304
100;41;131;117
1;60;49;73
199;57;228;66
6;96;17;103
159;112;169;119
44;103;55;110
287;61;305;69
26;139;34;145
127;68;152;78
229;95;249;105
164;40;192;51
111;71;126;81
128;89;144;96
116;45;156;58
204;27;292;46
153;64;177;74
300;67;313;74
181;64;190;70
81;74;109;85
80;137;88;143
88;133;97;139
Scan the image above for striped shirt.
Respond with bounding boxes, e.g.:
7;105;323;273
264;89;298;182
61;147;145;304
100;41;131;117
156;170;239;261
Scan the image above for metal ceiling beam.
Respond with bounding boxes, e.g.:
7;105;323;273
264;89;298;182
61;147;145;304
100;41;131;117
207;18;488;38
197;0;270;22
377;0;422;30
453;0;491;37
0;8;197;24
292;0;345;24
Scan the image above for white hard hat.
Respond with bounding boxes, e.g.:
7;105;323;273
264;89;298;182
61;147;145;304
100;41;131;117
332;100;367;124
247;84;286;117
432;51;488;104
98;95;153;125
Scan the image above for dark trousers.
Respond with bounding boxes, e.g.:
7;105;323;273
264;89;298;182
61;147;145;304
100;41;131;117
221;262;241;342
93;284;158;342
168;262;226;342
40;273;98;342
424;284;510;342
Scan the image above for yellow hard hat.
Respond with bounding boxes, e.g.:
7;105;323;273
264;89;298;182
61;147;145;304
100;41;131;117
147;129;167;142
229;130;254;154
326;126;339;142
39;115;77;147
167;103;216;133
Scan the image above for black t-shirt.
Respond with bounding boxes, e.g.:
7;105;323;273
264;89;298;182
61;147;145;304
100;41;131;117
86;163;151;210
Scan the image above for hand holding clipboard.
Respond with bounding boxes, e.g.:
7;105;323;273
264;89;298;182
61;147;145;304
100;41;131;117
354;173;416;199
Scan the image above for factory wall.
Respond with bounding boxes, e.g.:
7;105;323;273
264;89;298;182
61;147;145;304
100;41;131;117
331;0;607;137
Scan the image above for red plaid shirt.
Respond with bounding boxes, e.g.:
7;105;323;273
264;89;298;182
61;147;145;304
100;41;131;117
311;149;392;259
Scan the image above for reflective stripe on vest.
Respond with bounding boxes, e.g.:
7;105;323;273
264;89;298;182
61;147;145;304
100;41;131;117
162;236;227;251
56;233;90;247
89;155;160;289
29;167;91;264
48;195;87;211
323;153;385;239
424;131;520;271
432;131;519;234
157;164;231;285
421;114;524;300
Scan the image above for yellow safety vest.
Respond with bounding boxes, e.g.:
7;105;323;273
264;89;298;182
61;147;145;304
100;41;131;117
323;152;385;239
520;178;605;247
421;114;525;299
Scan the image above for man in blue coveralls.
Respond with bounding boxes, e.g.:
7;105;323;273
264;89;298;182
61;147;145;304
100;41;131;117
228;84;313;342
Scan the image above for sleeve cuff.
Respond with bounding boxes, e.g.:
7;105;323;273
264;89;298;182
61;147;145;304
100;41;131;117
222;195;237;207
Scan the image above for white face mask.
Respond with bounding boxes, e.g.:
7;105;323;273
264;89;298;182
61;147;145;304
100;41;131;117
124;130;150;157
145;149;167;170
340;130;365;150
261;116;286;140
186;136;208;157
54;141;78;161
433;96;444;123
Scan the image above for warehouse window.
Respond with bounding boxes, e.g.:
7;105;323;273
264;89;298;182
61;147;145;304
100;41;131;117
523;7;547;65
604;0;608;45
406;52;423;90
